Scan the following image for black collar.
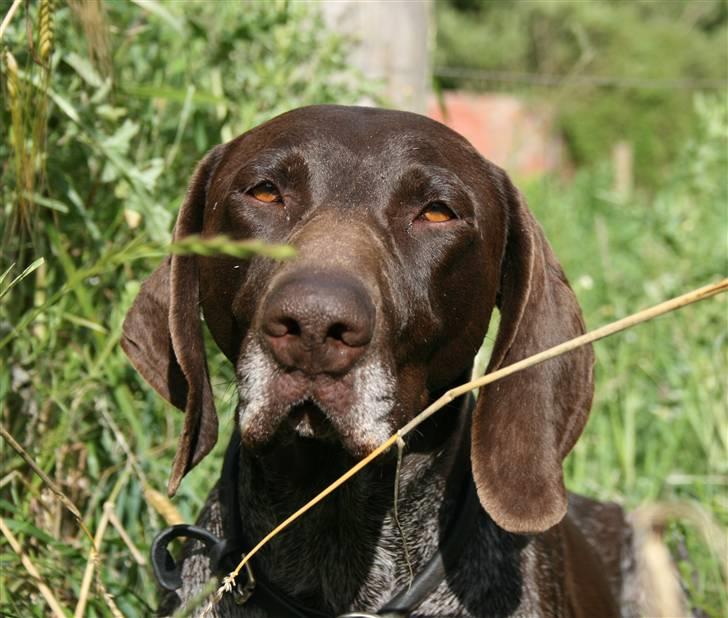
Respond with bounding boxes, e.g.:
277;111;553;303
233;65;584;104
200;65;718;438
151;396;480;617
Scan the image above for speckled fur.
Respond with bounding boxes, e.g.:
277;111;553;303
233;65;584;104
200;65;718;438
159;409;640;617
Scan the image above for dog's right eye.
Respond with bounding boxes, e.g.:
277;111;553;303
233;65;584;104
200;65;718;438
419;202;456;223
248;181;283;205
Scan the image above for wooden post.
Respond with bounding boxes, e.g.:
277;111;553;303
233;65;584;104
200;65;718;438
613;140;633;199
319;1;432;113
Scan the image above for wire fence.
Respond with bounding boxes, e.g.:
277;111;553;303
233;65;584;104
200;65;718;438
433;67;728;90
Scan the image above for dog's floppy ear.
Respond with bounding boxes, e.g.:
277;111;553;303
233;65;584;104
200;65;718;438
122;146;224;497
471;176;594;534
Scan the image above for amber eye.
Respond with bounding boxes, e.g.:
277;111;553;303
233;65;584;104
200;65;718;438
249;181;282;204
420;202;455;223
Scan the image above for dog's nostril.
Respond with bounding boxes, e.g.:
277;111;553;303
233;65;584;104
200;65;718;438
327;322;347;343
265;317;301;337
281;318;301;337
327;321;371;347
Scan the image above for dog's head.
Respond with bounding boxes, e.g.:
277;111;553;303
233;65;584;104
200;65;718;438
122;106;594;534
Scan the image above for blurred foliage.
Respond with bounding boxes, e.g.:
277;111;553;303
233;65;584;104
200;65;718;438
435;0;728;187
0;1;371;615
533;94;727;616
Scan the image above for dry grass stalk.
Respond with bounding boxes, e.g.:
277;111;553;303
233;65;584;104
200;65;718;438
144;485;184;526
75;508;111;618
0;0;23;41
0;424;93;543
0;423;127;616
203;278;727;609
0;516;68;618
106;503;147;566
74;468;131;618
68;0;111;77
0;469;22;490
633;502;727;617
2;48;31;235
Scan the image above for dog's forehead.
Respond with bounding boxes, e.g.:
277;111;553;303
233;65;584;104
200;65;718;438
269;105;468;147
224;105;477;172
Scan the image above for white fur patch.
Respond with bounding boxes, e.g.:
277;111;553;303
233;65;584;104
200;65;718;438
236;337;397;452
236;339;275;435
346;359;397;446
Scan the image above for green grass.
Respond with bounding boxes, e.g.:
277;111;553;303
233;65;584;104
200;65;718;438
526;127;727;614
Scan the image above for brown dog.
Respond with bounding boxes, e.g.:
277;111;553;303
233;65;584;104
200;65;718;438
123;106;639;616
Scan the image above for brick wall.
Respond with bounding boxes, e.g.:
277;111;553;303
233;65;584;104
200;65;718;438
428;91;566;177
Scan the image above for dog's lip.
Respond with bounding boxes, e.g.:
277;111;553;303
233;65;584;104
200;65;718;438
287;400;337;441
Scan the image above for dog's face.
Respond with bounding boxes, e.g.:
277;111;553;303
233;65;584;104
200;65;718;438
123;106;594;534
201;107;501;457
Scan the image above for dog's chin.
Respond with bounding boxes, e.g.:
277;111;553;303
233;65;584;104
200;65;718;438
240;405;362;483
286;401;339;443
239;399;384;461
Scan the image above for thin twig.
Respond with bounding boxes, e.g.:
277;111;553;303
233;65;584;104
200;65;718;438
398;278;728;437
200;277;728;609
0;516;68;618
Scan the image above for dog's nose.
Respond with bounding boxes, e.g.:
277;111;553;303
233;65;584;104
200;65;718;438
261;272;375;375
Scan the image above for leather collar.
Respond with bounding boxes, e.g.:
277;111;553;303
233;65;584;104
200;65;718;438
151;396;479;617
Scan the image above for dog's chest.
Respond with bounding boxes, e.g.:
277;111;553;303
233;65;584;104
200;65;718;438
166;485;552;618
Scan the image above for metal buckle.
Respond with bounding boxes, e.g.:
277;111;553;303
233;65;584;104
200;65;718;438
151;524;221;591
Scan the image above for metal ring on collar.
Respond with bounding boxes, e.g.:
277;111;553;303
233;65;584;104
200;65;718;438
150;524;255;605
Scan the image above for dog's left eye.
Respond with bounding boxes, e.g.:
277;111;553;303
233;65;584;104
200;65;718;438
419;202;456;223
248;181;283;205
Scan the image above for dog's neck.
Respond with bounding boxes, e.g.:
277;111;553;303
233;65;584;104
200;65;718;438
234;397;474;614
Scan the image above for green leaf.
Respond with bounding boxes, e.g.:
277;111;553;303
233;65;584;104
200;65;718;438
130;0;185;34
63;52;103;88
0;258;45;302
168;235;297;260
60;312;109;334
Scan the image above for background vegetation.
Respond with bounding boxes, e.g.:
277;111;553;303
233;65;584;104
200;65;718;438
436;0;727;187
1;0;726;616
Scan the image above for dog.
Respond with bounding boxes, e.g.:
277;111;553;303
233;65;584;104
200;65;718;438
122;105;640;617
